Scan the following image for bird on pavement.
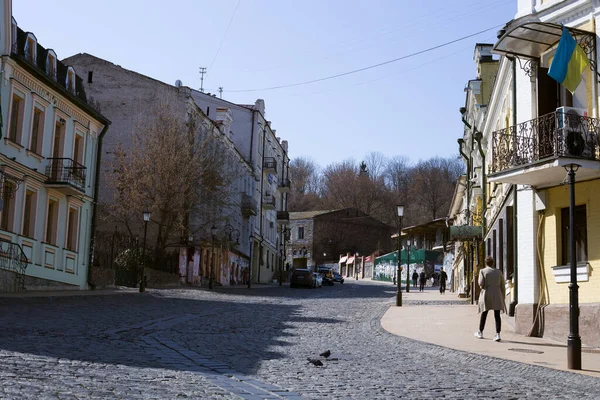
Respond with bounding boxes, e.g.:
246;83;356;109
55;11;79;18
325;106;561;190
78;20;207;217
319;350;331;358
307;358;323;366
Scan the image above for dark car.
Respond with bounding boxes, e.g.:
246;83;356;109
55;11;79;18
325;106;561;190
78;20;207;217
318;267;335;286
333;272;344;284
290;268;314;288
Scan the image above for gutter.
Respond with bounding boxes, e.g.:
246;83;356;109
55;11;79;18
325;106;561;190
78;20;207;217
87;122;110;289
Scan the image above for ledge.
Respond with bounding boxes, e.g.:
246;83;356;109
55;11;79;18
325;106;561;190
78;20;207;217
551;262;589;283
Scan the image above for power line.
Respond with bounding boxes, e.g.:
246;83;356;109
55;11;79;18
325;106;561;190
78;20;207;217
226;24;504;93
209;0;241;72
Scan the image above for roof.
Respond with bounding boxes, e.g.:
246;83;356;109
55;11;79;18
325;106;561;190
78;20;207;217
289;210;338;220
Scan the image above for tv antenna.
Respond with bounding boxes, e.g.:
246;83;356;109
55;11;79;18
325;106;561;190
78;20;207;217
199;67;207;93
219;87;223;98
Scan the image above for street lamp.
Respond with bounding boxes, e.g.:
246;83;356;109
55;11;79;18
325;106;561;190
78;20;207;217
140;209;151;293
406;233;411;293
396;205;404;307
209;225;217;290
565;164;581;370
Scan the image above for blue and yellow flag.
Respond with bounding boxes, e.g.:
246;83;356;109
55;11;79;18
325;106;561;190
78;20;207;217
548;26;589;93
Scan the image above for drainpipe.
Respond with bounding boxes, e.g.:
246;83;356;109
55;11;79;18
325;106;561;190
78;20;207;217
87;122;110;290
457;136;472;302
510;56;519;315
473;130;487;260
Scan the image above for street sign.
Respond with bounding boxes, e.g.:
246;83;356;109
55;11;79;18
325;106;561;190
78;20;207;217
449;225;482;240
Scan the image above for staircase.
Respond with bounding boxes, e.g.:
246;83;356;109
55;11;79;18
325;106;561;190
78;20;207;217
0;238;28;291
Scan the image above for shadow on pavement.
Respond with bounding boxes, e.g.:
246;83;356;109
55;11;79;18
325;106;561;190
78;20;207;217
0;292;343;376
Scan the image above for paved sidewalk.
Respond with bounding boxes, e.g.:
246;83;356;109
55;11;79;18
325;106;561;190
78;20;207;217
381;285;600;377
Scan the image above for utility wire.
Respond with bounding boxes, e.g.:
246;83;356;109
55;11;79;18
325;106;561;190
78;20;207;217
226;24;504;93
209;0;241;71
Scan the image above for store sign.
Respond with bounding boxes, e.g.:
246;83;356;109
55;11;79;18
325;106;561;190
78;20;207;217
450;225;482;240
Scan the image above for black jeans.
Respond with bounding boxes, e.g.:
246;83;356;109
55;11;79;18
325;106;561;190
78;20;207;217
439;281;446;293
479;310;501;333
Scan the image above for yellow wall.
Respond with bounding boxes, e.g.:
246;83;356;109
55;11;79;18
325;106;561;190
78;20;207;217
542;179;600;304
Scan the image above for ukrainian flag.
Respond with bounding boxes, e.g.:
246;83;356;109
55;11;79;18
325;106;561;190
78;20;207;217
548;26;590;93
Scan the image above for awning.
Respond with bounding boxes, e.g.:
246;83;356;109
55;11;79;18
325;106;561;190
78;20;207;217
339;256;347;263
347;256;355;264
493;21;594;60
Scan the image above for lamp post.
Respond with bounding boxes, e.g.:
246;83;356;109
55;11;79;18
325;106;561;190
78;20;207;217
565;164;581;370
406;234;411;293
396;205;404;307
209;225;217;290
140;209;151;293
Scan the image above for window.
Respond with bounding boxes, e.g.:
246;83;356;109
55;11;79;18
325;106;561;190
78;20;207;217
29;106;45;154
298;226;304;240
561;205;587;265
8;92;25;143
52;119;65;158
22;190;36;238
0;182;16;232
46;51;57;80
73;133;84;165
66;67;75;93
25;34;36;63
66;207;79;251
46;199;58;245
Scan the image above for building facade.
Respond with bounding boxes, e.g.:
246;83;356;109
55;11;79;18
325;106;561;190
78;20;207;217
0;6;109;290
460;0;600;347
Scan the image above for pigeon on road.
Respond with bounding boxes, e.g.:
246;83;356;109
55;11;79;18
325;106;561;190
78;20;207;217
319;350;331;358
307;358;324;366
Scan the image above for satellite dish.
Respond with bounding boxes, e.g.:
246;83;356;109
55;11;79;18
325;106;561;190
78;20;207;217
175;79;182;87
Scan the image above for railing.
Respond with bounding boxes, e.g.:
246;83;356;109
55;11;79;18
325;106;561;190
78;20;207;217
263;193;276;208
263;157;277;172
277;211;290;221
45;158;87;191
278;178;291;189
492;110;600;173
0;238;28;291
241;193;258;216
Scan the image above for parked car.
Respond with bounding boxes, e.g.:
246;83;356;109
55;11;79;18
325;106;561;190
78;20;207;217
333;272;344;284
312;272;323;288
318;267;335;286
290;269;314;288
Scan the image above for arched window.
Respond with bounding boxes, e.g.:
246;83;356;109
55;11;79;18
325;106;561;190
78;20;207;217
46;49;57;80
66;66;75;93
24;32;37;63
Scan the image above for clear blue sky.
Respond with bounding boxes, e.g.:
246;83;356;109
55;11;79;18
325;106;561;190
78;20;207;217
13;0;516;168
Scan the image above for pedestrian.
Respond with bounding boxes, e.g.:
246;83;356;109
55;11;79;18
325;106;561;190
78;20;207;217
412;270;418;288
475;256;507;342
439;267;448;294
419;271;426;292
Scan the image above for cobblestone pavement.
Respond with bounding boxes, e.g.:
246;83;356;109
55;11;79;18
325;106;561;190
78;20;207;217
1;280;599;399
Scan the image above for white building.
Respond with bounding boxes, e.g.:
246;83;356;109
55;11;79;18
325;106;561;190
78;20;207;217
0;4;109;290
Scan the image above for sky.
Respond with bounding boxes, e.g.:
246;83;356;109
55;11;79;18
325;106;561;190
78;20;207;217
13;0;517;169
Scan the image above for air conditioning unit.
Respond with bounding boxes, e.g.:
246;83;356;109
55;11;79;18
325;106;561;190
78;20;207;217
556;106;590;157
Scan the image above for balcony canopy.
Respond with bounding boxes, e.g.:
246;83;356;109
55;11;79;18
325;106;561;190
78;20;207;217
493;21;595;60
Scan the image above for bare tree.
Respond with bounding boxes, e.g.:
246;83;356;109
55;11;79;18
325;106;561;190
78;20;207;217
108;100;236;257
364;151;388;182
288;156;322;211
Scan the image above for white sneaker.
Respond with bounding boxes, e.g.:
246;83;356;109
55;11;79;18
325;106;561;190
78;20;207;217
494;333;501;342
474;331;483;339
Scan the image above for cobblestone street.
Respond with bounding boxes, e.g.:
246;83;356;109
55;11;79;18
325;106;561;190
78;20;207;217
1;280;599;399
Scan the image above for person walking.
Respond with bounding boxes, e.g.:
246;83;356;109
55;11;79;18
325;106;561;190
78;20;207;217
439;267;448;294
418;271;426;292
474;256;507;342
412;271;418;288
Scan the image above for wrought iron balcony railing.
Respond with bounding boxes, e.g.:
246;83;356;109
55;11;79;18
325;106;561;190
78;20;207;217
45;158;87;191
263;193;276;208
277;211;290;221
278;178;291;190
491;110;600;174
0;238;28;291
263;157;277;172
241;193;258;217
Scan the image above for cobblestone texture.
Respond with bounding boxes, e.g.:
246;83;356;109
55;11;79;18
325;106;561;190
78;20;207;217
0;280;599;399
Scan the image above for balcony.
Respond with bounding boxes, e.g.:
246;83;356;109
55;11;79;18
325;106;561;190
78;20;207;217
241;193;258;217
263;157;277;174
277;211;289;224
0;238;28;291
490;110;600;188
45;158;86;193
263;193;276;210
277;178;291;192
